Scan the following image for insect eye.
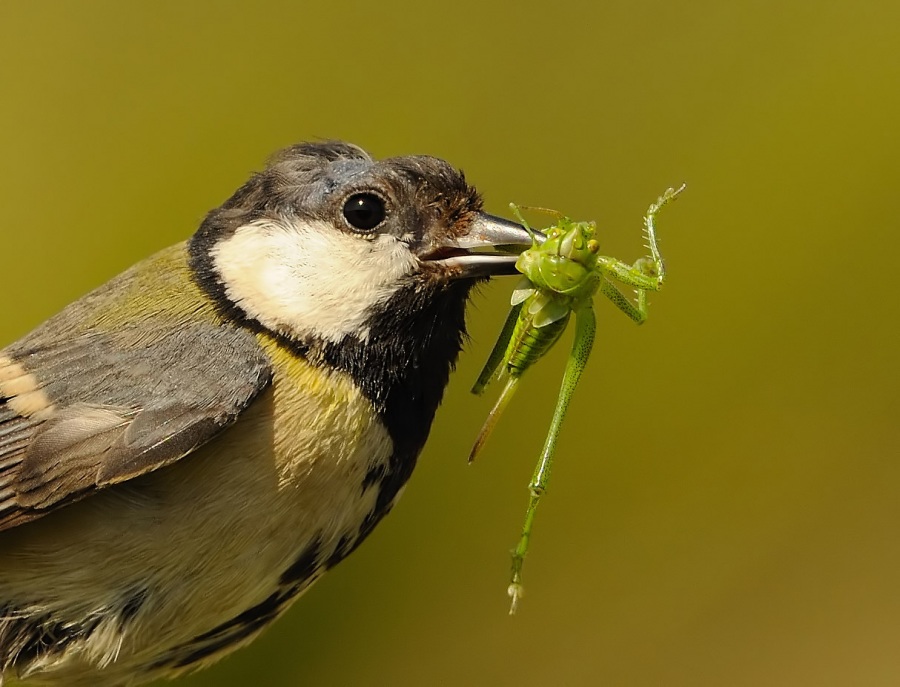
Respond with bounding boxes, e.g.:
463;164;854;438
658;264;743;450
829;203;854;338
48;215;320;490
342;193;387;232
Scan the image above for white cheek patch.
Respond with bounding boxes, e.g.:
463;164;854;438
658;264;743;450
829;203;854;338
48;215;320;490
211;219;417;344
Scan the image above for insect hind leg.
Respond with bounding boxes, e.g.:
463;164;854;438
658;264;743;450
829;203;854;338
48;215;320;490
508;303;596;614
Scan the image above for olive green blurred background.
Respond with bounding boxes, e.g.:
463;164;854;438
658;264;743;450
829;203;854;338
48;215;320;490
1;1;898;685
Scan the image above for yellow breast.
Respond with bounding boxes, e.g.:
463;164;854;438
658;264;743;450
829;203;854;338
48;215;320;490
0;331;393;685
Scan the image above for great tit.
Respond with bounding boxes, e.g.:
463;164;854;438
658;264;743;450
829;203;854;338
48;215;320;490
0;141;533;686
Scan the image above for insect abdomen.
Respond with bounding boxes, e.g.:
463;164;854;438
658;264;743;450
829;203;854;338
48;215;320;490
504;307;569;378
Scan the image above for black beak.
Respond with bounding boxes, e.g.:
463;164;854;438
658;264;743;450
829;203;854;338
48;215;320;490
421;212;544;279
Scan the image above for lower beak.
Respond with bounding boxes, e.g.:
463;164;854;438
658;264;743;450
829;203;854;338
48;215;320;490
421;212;543;279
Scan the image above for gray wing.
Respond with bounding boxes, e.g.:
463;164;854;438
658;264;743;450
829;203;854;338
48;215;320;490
0;319;272;531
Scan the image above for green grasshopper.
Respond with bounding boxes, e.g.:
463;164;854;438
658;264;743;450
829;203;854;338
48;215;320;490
471;185;685;613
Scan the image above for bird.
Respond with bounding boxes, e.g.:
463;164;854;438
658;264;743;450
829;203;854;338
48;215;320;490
0;141;533;686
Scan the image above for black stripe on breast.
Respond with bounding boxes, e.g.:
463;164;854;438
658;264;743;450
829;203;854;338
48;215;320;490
279;539;322;585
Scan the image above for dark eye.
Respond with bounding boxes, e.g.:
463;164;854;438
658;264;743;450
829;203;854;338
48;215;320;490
342;193;386;232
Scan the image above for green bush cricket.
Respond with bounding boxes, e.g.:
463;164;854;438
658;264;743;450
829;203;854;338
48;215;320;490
471;185;685;613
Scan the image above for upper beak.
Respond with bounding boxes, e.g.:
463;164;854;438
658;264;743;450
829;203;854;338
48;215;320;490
421;212;544;279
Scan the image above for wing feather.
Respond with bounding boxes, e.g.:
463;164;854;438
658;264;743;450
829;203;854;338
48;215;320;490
0;248;273;530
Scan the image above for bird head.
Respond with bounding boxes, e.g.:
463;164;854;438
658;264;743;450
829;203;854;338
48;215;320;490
189;141;532;348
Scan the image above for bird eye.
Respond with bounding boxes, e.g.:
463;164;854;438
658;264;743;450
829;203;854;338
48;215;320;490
342;193;387;232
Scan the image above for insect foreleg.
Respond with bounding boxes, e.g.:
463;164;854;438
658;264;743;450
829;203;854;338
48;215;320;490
596;256;664;291
599;278;648;324
595;183;685;323
644;183;685;272
508;303;597;614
